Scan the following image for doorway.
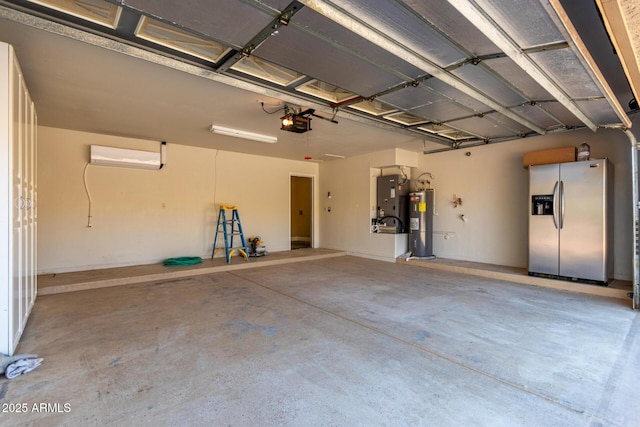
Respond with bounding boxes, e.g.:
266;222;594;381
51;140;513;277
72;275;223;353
290;176;313;249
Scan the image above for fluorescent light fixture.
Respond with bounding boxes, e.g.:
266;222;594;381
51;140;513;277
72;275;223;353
90;145;163;170
210;125;277;144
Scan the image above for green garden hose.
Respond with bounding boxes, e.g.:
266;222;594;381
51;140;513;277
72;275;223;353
163;256;202;267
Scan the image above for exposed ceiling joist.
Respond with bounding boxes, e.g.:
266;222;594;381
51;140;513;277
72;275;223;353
595;0;640;117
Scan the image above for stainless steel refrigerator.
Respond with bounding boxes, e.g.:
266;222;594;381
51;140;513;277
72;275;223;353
528;159;613;284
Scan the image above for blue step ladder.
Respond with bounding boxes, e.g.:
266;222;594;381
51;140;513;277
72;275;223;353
212;205;248;263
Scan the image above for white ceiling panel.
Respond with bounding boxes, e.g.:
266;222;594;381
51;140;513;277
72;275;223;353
254;18;409;97
450;63;528;106
324;0;470;68
530;49;603;99
402;0;500;57
472;0;565;48
510;103;563;129
483;56;553;101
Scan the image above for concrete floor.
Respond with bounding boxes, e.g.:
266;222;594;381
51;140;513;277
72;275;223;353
3;255;640;426
37;248;346;295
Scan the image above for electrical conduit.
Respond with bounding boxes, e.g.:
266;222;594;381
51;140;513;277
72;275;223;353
83;163;92;228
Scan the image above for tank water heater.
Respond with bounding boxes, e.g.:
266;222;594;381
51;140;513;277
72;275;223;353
409;190;435;259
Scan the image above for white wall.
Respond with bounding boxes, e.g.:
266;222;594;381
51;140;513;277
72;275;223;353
417;127;636;280
319;127;639;281
319;148;418;261
38;125;639;280
37;127;318;274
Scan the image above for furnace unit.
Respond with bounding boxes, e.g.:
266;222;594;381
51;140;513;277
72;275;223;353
376;175;409;233
409;190;435;259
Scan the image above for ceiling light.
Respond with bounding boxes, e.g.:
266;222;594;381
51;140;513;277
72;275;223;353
210;125;277;144
281;115;293;127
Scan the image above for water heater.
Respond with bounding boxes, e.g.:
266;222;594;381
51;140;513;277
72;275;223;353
409;190;435;258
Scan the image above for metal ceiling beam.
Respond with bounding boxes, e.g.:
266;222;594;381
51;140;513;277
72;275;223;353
298;0;547;135
446;0;628;131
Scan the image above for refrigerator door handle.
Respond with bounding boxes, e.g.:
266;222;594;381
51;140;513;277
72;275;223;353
552;180;559;229
559;180;565;229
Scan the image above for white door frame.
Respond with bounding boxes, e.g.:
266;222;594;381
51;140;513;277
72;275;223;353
289;173;317;249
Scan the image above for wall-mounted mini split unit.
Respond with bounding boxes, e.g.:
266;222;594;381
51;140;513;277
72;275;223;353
90;142;166;170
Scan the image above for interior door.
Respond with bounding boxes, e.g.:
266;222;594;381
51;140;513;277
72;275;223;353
290;176;312;249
